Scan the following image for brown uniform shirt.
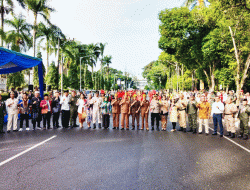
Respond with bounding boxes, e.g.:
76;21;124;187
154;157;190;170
120;100;130;113
111;99;120;114
130;100;140;113
140;100;150;113
224;103;238;115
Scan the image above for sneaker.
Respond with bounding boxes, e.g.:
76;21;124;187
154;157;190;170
171;129;176;132
19;128;23;132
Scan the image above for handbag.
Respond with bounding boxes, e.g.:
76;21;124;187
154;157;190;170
82;111;87;119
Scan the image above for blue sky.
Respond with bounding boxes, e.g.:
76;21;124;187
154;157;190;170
13;0;184;79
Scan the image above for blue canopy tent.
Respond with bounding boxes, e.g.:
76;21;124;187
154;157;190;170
0;47;44;99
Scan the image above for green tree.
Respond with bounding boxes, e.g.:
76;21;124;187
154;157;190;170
24;0;54;57
7;71;25;89
45;61;59;89
5;14;32;52
0;0;25;46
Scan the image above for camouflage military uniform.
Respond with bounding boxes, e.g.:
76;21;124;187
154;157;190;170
0;100;6;133
187;100;198;130
238;104;250;138
69;95;78;127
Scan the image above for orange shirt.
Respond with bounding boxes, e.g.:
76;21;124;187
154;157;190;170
197;102;211;119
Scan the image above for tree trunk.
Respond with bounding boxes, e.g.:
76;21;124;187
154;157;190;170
229;26;241;103
46;41;49;74
33;13;37;57
0;0;4;47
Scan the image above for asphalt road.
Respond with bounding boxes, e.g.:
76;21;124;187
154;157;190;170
0;116;250;190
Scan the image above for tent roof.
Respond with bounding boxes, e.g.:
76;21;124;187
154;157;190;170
0;47;42;74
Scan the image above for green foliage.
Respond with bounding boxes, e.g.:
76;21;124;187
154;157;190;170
7;71;25;88
45;61;59;89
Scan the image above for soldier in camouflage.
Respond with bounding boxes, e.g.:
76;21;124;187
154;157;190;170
186;95;198;133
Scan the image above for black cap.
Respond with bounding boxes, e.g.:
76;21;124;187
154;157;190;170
44;94;48;97
64;90;69;93
243;99;248;101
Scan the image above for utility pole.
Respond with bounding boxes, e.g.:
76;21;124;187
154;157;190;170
61;54;63;94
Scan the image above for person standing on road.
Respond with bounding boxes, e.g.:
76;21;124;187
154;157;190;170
101;96;111;129
86;94;93;129
92;91;103;129
137;94;150;130
176;94;188;132
186;95;198;133
111;93;120;129
197;96;211;135
18;93;31;131
60;90;70;128
170;97;178;132
77;93;87;128
160;95;169;131
120;94;130;130
224;97;238;138
40;94;52;130
0;94;6;133
69;90;78;128
211;96;224;137
238;99;250;140
6;91;19;132
150;95;161;131
130;94;140;130
31;91;41;130
52;91;61;129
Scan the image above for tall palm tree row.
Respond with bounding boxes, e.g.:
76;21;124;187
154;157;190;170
24;0;54;57
101;55;112;83
0;0;25;46
4;14;32;52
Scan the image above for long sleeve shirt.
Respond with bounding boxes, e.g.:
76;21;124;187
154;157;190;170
6;98;19;114
211;101;224;116
60;96;70;111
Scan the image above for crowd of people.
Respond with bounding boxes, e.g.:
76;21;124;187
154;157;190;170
0;88;249;140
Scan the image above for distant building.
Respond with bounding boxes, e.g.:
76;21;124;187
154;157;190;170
136;79;148;90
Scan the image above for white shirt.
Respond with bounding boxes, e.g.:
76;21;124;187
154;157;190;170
77;99;86;114
6;98;19;114
46;100;51;111
92;96;102;110
60;95;70;110
211;101;224;116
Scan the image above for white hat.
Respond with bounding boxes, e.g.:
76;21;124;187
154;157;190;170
35;91;40;94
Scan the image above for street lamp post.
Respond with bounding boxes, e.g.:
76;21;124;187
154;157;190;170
80;57;83;91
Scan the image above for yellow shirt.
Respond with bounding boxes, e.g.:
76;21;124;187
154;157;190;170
197;102;211;119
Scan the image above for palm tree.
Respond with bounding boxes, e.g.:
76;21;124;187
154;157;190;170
87;43;100;84
0;0;25;46
5;14;32;52
102;55;112;83
37;22;59;73
99;42;106;88
24;0;54;57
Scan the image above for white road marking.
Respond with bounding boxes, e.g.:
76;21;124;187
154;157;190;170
208;127;250;153
0;135;57;167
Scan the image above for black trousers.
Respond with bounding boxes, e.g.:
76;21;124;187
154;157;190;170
102;114;110;129
20;114;29;128
62;110;70;128
0;116;4;132
53;112;60;128
32;112;41;129
42;112;51;129
151;113;160;127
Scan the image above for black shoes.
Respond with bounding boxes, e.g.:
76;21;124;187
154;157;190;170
178;127;183;131
187;128;193;132
132;127;135;130
192;129;197;134
238;133;243;138
212;133;217;135
206;133;209;136
220;134;223;137
93;124;96;129
13;130;18;132
198;132;202;134
151;127;154;131
121;128;124;130
98;123;102;128
183;128;186;133
156;127;160;131
243;134;248;140
230;133;235;138
225;132;231;137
